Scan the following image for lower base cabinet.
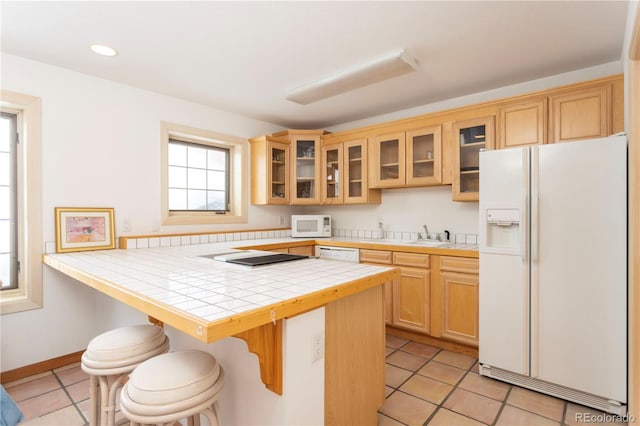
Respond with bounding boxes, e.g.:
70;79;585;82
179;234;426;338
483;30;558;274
440;271;479;346
269;245;315;256
438;256;479;347
393;267;430;333
361;249;479;347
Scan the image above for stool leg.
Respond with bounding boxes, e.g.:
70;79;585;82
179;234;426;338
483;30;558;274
107;374;129;426
202;408;218;426
89;375;100;426
98;376;111;426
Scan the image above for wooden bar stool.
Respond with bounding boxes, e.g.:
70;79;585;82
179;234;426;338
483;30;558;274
119;350;225;426
81;325;170;426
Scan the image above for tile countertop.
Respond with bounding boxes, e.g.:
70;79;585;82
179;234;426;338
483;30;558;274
42;240;399;343
238;237;479;258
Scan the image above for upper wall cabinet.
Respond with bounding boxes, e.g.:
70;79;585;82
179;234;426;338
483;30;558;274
549;85;611;143
321;142;343;204
406;127;443;186
248;135;290;205
452;116;495;201
369;126;443;188
250;75;622;205
497;97;547;149
273;130;326;205
321;138;381;204
370;132;405;188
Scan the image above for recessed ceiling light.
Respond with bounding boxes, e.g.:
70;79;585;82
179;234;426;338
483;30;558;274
90;44;118;57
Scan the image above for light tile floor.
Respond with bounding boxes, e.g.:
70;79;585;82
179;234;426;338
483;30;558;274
2;336;629;426
379;334;629;426
4;363;89;425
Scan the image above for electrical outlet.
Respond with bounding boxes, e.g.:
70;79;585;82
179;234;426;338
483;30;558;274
311;332;324;363
279;215;285;226
122;218;131;233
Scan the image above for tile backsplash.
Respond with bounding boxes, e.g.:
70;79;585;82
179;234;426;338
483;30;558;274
43;227;478;254
332;228;478;244
122;229;292;250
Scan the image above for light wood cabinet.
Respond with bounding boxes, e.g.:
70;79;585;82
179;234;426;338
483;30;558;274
452;116;495;201
360;248;480;346
393;266;431;334
439;256;479;347
288;245;315;256
406;126;442;186
343;139;380;204
286;132;323;204
370;126;442;188
392;252;431;333
497;98;547;149
321;138;381;205
360;250;431;332
321;143;343;204
248;135;290;205
370;132;405;187
360;249;393;324
549;85;611;143
268;245;315;255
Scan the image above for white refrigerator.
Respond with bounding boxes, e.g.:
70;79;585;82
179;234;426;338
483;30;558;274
478;135;627;415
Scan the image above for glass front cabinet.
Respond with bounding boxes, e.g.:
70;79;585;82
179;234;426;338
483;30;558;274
370;126;442;188
248;135;290;205
371;132;405;188
452;116;495;201
406;126;442;186
321;138;380;204
276;130;324;205
321;143;343;204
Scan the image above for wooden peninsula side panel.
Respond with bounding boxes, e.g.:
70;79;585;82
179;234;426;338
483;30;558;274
325;284;386;425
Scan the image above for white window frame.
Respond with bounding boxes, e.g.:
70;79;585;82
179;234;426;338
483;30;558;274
161;121;248;225
0;90;43;314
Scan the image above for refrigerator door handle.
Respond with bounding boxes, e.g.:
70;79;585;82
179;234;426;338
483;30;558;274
530;146;540;377
531;147;540;264
521;149;529;262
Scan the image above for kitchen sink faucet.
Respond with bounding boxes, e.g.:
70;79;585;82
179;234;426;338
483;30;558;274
421;224;429;240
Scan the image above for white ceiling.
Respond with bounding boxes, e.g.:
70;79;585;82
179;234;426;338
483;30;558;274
0;1;630;129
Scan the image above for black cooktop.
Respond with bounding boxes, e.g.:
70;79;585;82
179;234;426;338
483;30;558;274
226;253;308;266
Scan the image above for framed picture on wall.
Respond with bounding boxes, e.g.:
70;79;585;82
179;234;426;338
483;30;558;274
54;207;116;253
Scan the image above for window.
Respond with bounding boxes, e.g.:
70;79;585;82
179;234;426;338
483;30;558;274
1;113;18;290
0;90;43;314
168;140;230;212
161;122;248;225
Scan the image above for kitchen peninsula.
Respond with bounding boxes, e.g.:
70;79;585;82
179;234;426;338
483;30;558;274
42;238;399;425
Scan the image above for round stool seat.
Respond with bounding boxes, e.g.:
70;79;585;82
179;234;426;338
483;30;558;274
80;324;170;426
82;324;169;374
120;351;224;424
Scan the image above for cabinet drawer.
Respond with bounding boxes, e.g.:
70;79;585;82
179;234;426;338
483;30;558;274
270;248;290;253
392;252;430;268
288;245;314;256
440;256;479;274
360;249;392;264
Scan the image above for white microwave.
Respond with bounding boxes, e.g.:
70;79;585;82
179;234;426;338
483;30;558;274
291;215;331;238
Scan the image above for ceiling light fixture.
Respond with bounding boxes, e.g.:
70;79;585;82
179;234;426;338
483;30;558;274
286;49;418;105
90;44;118;57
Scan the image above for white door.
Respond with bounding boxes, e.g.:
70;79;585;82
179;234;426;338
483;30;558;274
479;147;530;375
532;136;627;402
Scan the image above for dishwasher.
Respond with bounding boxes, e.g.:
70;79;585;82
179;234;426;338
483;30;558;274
315;245;360;263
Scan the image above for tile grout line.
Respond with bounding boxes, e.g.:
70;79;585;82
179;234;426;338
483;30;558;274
51;368;89;425
490;384;513;426
384;342;497;426
381;340;439;425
